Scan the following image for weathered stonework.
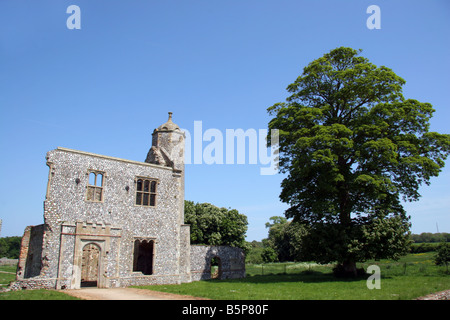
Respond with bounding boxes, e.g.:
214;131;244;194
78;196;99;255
11;113;245;290
190;246;246;281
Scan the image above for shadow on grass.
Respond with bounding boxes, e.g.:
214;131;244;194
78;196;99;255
216;270;372;285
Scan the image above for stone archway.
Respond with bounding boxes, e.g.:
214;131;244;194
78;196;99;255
81;243;100;287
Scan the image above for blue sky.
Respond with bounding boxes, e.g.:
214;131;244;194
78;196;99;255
0;1;449;240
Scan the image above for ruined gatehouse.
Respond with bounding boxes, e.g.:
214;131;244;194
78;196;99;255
12;113;245;290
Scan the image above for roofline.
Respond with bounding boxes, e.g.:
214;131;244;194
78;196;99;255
54;147;174;171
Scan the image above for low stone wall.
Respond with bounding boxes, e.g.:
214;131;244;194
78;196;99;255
0;258;18;266
9;278;57;291
190;245;245;281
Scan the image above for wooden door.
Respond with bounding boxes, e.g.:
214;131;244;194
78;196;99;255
81;243;100;287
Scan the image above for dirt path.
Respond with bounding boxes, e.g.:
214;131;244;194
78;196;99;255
62;287;209;300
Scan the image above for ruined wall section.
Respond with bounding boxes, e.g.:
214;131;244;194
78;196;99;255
190;245;246;281
16;224;45;280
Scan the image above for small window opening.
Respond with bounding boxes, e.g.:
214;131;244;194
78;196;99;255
87;171;104;202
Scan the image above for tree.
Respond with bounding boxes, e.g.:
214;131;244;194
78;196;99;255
246;241;264;264
411;232;450;243
0;236;22;259
267;47;450;276
184;200;249;252
262;216;306;262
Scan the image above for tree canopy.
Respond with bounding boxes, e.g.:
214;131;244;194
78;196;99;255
268;47;450;276
0;236;21;259
184;200;248;251
262;216;305;263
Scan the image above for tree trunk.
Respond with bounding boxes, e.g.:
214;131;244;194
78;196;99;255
342;260;357;277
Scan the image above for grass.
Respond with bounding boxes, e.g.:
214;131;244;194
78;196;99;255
0;265;79;300
134;252;449;300
0;289;80;300
0;265;16;289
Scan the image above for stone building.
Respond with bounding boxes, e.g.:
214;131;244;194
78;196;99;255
13;113;245;290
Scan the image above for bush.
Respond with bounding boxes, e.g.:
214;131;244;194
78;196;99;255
434;242;450;273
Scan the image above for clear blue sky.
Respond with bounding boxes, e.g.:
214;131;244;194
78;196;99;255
0;1;449;240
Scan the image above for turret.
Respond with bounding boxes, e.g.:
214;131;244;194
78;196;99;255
145;112;185;172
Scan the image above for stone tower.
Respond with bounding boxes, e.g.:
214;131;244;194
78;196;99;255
145;112;185;172
145;112;186;236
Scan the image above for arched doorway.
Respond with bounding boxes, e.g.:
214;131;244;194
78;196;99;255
81;243;100;287
210;256;222;279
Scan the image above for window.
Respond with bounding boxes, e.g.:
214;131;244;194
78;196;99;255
135;178;157;206
87;171;104;202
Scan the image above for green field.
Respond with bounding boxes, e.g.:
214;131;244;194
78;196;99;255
0;265;16;289
135;252;449;300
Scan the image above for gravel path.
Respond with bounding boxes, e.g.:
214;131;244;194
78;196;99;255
62;287;208;300
415;289;450;300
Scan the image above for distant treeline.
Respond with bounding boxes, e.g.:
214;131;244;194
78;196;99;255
246;232;449;264
410;242;442;253
411;232;450;243
0;236;21;259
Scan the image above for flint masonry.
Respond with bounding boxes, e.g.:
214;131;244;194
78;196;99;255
12;113;245;290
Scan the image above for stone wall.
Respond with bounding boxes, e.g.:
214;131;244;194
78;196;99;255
0;258;18;266
190;245;246;281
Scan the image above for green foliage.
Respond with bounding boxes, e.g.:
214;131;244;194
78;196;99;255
411;232;450;243
410;242;441;253
184;200;249;252
0;237;22;259
267;47;450;272
262;216;306;263
245;241;264;264
261;246;278;263
434;242;450;272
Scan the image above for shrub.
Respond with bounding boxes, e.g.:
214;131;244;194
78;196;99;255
434;242;450;273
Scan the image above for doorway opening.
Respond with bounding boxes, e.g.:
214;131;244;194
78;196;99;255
81;243;100;287
133;240;154;275
210;256;222;279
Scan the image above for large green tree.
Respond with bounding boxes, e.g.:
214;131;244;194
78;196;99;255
268;47;450;276
184;200;249;251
